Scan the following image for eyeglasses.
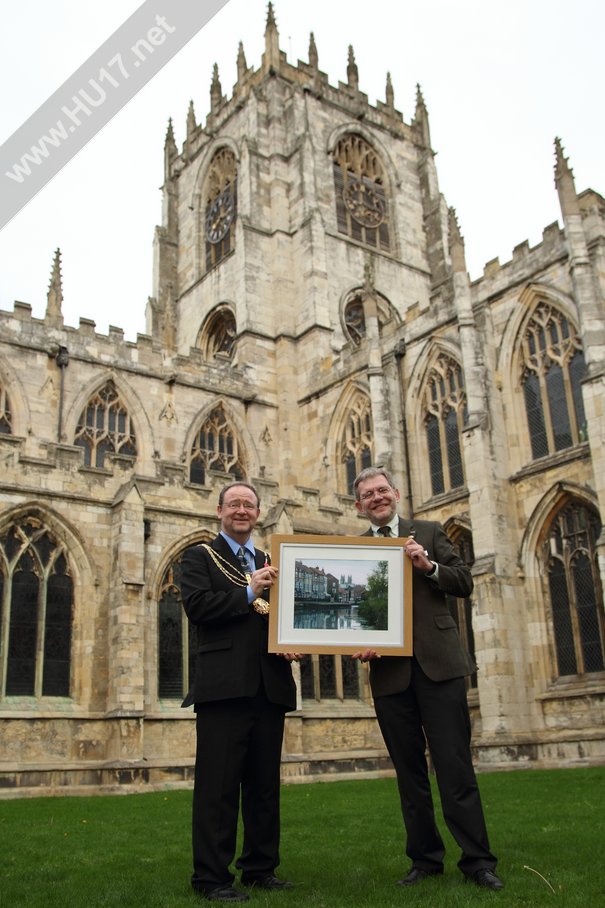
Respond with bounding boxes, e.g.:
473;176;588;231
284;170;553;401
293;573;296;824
223;499;258;511
358;486;393;501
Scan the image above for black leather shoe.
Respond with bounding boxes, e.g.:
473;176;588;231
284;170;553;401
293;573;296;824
241;874;295;890
203;885;250;902
467;869;504;890
397;867;443;886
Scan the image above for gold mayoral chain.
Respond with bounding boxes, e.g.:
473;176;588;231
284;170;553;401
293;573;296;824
200;544;270;615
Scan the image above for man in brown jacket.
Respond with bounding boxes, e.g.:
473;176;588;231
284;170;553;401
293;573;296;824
353;466;503;891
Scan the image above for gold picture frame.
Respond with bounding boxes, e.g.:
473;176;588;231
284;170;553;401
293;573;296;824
268;534;413;656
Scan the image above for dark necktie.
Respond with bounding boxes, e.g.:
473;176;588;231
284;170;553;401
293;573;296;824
377;526;392;537
237;546;251;575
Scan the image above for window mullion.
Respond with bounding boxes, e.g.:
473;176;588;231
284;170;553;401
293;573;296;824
311;654;321;700
563;367;579;443
538;369;555;452
0;573;10;696
334;656;344;701
438;410;451;490
34;569;47;698
566;555;585;674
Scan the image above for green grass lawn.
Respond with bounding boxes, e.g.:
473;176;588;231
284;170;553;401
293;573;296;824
1;766;603;907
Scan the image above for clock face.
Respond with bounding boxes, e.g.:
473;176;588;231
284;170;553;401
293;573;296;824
342;180;385;228
205;188;235;244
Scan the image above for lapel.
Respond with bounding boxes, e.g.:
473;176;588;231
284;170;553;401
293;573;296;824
253;546;270;570
214;534;265;571
398;517;415;538
213;534;243;571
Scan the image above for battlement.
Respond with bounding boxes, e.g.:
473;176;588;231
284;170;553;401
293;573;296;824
474;221;566;294
0;301;156;365
0;301;254;399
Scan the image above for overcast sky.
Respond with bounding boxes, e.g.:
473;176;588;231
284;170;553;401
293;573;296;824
0;0;602;342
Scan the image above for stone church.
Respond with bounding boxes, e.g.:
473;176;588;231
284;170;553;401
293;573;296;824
1;5;604;795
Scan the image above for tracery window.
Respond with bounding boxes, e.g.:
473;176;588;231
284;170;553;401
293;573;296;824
74;381;137;468
544;502;604;677
299;654;361;701
157;554;196;700
200;306;237;360
521;303;587;459
204;148;237;272
0;383;12;434
189;405;245;485
0;515;73;698
341;394;373;495
333;133;391;251
343;289;398;348
445;527;477;690
423;354;466;497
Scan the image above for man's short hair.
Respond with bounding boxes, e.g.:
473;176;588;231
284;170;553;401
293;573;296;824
218;481;260;508
353;466;397;500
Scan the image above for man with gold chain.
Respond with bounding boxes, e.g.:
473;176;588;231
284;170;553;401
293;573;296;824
180;481;299;902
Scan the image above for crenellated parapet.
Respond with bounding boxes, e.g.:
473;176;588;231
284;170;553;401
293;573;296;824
0;298;164;371
473;221;567;300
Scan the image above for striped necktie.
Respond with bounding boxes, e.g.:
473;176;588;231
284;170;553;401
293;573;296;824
237;546;251;575
377;526;392;537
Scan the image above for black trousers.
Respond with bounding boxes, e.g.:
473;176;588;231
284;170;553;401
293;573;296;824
374;659;497;875
191;690;286;892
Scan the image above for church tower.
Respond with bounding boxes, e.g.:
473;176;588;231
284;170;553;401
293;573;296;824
148;3;456;504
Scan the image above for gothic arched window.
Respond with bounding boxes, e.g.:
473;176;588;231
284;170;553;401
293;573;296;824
0;515;73;698
341;395;373;495
343;289;398;347
189;405;245;485
521;303;587;459
333;133;391;251
199;306;237;360
544;502;604;677
157;554;196;700
204;148;237;272
0;383;12;434
74;381;137;468
423;354;466;497
445;527;477;691
299;654;361;701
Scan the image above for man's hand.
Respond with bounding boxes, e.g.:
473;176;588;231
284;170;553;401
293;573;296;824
249;565;278;595
404;535;433;572
281;653;303;662
352;649;381;662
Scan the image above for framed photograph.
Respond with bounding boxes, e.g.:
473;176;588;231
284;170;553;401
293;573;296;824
268;534;412;656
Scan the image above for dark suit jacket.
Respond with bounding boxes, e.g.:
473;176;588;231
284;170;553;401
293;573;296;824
180;535;296;711
363;517;475;697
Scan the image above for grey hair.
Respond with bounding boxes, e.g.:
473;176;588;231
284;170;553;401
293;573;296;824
352;466;397;500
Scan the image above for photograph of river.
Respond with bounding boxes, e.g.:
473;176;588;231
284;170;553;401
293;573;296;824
293;558;389;631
